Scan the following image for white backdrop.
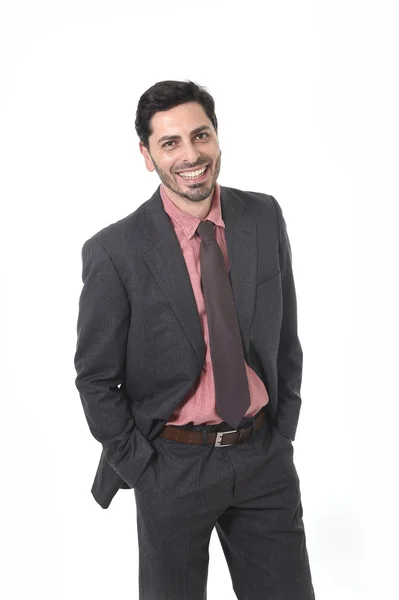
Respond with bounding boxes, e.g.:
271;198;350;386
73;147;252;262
1;1;398;599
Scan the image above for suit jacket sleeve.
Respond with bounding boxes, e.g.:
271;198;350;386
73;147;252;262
74;237;155;487
271;196;303;441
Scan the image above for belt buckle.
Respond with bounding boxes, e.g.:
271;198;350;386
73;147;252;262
214;429;237;447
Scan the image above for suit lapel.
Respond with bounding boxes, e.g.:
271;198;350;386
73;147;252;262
140;185;257;368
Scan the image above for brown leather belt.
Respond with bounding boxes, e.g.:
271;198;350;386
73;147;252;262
158;409;266;447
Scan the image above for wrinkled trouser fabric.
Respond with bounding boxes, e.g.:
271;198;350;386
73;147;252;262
134;408;316;599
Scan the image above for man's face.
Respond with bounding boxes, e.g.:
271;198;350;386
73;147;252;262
140;101;221;203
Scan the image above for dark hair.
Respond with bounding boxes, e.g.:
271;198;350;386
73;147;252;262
135;79;218;149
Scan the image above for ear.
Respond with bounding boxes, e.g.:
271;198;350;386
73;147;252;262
139;142;155;172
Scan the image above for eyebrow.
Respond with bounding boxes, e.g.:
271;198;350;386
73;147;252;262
157;125;212;145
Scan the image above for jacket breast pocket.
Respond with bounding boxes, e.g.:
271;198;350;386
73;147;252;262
256;269;281;288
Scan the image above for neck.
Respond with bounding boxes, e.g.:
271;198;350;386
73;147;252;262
163;186;215;219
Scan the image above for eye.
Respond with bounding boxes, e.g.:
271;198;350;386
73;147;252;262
162;140;175;148
196;132;209;140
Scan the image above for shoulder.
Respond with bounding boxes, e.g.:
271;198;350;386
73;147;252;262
221;184;281;207
220;184;282;220
80;198;149;255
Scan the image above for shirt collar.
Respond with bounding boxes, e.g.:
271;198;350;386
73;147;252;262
160;182;225;240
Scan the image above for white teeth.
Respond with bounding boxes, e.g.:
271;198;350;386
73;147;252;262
178;166;207;179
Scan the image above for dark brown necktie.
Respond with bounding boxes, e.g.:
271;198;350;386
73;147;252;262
196;220;251;429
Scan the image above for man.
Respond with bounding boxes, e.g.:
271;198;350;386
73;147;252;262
74;79;316;599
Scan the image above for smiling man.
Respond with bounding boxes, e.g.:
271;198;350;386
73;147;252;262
140;100;222;217
74;80;316;599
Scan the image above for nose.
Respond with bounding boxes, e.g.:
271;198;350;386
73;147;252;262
179;140;201;168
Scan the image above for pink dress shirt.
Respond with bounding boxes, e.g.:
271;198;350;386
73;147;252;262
160;182;270;426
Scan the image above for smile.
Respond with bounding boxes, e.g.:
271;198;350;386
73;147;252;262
176;165;209;181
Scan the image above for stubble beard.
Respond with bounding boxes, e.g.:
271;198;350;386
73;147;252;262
151;151;222;203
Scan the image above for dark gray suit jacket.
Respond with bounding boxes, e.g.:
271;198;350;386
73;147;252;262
74;184;303;509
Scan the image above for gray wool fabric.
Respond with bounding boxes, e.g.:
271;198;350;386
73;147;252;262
74;184;303;509
74;184;315;598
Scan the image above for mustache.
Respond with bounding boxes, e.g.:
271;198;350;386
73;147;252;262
175;161;210;172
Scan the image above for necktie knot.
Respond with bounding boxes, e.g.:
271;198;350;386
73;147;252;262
196;220;215;241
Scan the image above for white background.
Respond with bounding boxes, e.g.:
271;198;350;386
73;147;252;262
1;1;398;598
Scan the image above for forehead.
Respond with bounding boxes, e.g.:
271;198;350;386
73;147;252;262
150;102;212;138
